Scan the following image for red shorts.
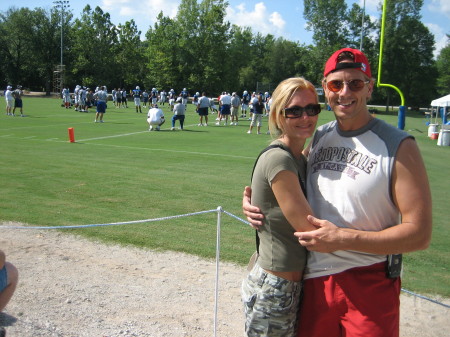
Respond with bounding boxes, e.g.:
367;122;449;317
297;262;401;337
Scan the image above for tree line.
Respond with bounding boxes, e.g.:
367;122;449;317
0;0;448;107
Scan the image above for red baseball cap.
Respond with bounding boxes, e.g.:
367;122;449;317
324;48;372;78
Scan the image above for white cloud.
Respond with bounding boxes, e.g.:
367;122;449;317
269;11;285;30
426;23;448;57
357;0;380;13
100;0;179;36
428;0;450;18
101;0;178;22
226;2;286;37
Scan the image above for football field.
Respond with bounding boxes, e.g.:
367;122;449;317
1;96;448;297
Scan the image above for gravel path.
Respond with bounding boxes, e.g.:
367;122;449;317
1;224;449;336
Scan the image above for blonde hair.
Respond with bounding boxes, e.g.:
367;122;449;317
269;77;318;138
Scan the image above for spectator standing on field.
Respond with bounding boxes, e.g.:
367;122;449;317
94;86;108;123
217;92;232;126
121;89;128;108
247;94;265;134
197;92;210;126
4;86;13;116
85;88;94;113
230;92;240;125
117;88;124;108
171;97;186;130
12;85;24;116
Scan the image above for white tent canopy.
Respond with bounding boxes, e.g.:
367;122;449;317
431;94;450;107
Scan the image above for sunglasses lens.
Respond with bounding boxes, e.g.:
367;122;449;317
348;80;365;91
327;80;367;92
327;81;343;92
284;107;301;118
284;104;321;118
305;104;321;116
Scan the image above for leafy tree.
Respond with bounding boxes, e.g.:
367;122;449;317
266;38;304;86
302;0;353;89
115;20;145;88
196;0;230;95
145;13;181;90
379;0;436;107
347;3;378;53
228;25;253;92
435;35;450;96
303;0;349;53
70;5;118;88
0;8;38;87
176;0;202;91
245;33;274;92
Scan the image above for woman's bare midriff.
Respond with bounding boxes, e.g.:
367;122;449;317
263;269;303;282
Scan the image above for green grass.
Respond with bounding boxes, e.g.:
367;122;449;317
1;97;449;297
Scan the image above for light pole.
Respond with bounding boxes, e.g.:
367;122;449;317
359;0;366;51
53;0;70;91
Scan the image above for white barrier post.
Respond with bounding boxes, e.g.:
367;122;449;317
213;206;222;337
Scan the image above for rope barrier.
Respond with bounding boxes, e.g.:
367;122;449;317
401;288;450;309
0;209;219;230
1;208;448;323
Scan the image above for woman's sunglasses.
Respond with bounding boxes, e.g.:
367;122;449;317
284;104;321;118
326;79;370;93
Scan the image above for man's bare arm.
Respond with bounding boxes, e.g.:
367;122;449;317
242;186;264;228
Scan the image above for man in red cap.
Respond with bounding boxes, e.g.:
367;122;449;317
243;48;432;337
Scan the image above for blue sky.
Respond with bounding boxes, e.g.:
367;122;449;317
1;0;449;56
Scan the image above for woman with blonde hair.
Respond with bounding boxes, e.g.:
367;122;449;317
242;77;321;336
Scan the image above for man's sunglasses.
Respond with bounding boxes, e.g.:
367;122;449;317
326;79;370;93
284;104;321;118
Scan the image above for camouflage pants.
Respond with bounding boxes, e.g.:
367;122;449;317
241;263;302;337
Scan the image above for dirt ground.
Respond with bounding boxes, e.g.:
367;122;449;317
0;223;449;337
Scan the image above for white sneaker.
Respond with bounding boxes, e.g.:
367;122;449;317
171;127;175;131
247;130;251;134
198;123;202;126
149;125;153;131
215;122;220;125
204;123;208;126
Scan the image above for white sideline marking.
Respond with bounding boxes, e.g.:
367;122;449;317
78;131;148;141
